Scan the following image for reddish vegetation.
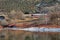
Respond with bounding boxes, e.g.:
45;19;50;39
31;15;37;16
0;23;60;28
0;26;3;32
15;23;27;28
15;22;36;28
15;23;60;28
38;24;60;28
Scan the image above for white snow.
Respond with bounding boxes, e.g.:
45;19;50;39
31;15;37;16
0;27;60;32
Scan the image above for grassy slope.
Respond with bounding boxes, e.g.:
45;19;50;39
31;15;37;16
0;0;54;13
